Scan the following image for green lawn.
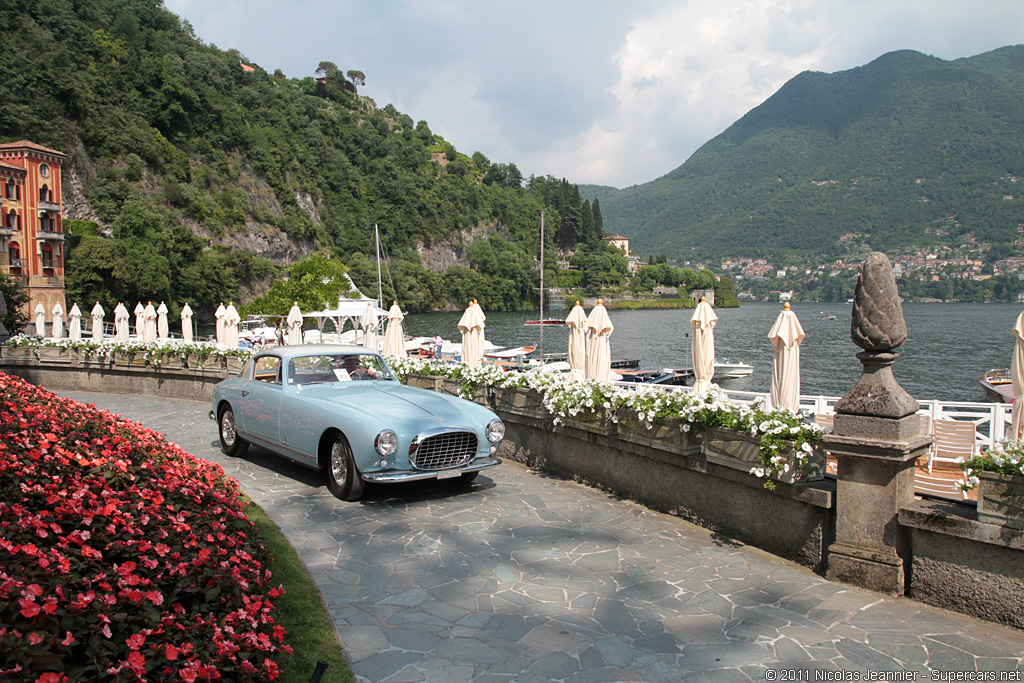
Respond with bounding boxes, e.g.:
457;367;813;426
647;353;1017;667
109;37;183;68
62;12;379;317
244;498;355;683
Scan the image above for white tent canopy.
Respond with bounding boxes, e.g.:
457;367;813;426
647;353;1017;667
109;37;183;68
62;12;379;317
302;275;388;343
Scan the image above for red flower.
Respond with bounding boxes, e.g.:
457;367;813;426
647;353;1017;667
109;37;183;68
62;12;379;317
18;598;40;618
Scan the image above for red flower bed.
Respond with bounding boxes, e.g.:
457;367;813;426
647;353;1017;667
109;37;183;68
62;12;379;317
0;372;291;681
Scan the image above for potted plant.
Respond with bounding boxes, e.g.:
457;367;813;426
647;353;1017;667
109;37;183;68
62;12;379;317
959;443;1024;530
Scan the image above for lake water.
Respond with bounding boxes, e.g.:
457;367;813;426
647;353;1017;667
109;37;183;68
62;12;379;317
404;302;1022;403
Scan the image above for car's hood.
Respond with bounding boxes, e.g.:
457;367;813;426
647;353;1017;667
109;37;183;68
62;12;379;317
297;382;474;423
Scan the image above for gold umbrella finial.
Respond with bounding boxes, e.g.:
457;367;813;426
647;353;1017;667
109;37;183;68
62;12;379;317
700;296;706;302
784;302;791;311
597;299;603;305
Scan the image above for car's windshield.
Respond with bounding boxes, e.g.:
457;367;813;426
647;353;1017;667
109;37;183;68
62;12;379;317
288;353;395;386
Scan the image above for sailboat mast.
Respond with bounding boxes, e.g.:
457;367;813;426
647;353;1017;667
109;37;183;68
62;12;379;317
375;224;384;309
539;210;544;359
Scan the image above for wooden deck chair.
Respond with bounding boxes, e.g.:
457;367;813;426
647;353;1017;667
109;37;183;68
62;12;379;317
929;419;976;473
914;471;968;500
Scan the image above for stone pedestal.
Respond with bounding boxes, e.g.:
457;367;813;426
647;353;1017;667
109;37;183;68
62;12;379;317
824;423;931;594
824;252;934;595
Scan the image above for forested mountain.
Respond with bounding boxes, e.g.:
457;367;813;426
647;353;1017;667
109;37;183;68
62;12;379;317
0;0;608;317
600;47;1024;262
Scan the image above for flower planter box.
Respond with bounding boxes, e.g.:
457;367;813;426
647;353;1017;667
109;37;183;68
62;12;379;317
226;356;246;374
114;350;148;367
438;377;463;397
2;346;35;361
704;426;824;484
560;405;616;436
36;347;77;364
977;471;1024;531
492;386;551;421
405;373;442;391
616;411;702;457
153;352;185;370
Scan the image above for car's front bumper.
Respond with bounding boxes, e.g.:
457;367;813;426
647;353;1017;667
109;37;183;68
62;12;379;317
361;457;501;483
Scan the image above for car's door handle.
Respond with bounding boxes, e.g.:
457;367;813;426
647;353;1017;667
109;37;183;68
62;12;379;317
241;391;249;397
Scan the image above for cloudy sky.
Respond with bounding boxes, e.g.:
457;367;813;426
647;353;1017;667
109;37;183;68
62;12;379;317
164;0;1023;189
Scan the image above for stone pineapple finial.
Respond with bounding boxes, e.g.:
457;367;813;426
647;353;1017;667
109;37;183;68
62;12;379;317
851;252;907;352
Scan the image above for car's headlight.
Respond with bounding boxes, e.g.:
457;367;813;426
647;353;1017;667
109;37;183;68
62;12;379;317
486;419;505;444
375;430;398;456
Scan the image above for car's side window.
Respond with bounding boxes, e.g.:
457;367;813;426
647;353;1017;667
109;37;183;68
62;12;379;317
253;356;282;384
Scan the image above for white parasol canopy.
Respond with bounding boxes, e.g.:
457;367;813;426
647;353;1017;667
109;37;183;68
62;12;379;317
359;303;379;351
691;297;718;394
584;300;614;383
223;303;241;348
134;302;145;339
51;302;64;340
381;302;407;357
457;301;486;367
68;304;82;341
113;303;130;343
157;302;169;341
91;302;105;341
34;303;46;336
565;302;587;382
1010;312;1024;441
768;303;806;412
214;303;226;345
286;302;304;345
181;303;194;342
142;302;157;343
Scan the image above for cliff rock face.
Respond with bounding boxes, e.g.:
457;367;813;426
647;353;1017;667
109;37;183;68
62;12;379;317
415;220;511;273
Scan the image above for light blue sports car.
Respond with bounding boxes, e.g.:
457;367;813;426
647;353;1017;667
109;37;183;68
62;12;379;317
210;345;504;501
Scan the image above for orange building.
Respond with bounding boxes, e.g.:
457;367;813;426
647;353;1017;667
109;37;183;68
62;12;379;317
0;140;67;319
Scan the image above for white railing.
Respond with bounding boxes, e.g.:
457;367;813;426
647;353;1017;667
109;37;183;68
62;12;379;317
613;381;1012;451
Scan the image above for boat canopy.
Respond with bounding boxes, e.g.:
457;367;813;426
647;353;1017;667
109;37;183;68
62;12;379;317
302;274;389;336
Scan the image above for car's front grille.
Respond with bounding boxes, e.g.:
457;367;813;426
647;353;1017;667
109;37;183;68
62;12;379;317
410;430;478;470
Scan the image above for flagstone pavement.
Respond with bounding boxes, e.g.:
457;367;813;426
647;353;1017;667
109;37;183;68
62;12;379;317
58;390;1023;683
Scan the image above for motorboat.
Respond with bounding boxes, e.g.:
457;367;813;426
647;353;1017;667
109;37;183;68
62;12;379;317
525;319;566;326
713;359;753;379
615;368;694;386
979;368;1015;403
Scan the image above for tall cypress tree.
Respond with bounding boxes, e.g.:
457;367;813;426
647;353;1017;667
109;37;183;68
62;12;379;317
592;198;604;237
580;198;595;243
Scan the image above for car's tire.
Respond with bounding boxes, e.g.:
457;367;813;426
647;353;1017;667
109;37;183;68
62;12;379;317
457;471;479;484
218;405;249;457
326;434;364;501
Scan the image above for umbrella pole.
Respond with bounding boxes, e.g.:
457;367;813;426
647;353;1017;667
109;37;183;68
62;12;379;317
539;211;544;359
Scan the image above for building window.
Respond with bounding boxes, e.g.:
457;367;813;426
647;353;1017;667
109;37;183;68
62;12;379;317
6;209;18;230
40;213;52;232
39;183;52;203
8;243;21;268
39;163;49;178
41;244;54;270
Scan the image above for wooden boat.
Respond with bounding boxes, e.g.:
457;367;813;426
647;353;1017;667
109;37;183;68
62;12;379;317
484;345;536;359
615;368;694;386
525;318;565;325
979;368;1015;403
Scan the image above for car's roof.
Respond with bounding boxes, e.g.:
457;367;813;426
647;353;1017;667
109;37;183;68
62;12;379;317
251;344;380;360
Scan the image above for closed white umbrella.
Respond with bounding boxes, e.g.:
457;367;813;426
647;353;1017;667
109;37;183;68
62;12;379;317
214;303;226;345
157;302;169;341
51;302;64;340
180;303;194;342
134;302;145;339
565;302;587;382
68;304;82;341
382;302;407;357
691;297;718;394
768;302;806;412
90;302;105;341
359;303;378;351
113;303;130;343
143;302;157;343
223;302;241;348
1010;312;1024;441
286;302;304;346
457;301;486;367
34;303;46;336
584;300;614;383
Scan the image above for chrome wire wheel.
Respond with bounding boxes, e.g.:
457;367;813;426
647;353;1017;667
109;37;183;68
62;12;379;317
221;411;236;446
330;441;348;488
